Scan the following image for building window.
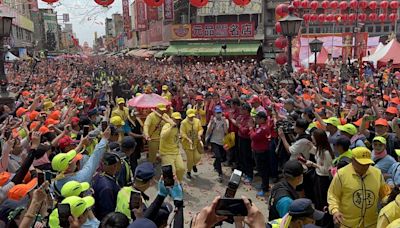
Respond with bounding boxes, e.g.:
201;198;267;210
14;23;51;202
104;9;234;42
315;27;321;33
345;27;350;32
367;26;373;32
384;26;390;32
309;27;314;33
376;26;381;32
301;28;306;33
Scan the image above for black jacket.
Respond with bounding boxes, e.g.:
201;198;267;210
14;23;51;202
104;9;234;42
268;180;299;220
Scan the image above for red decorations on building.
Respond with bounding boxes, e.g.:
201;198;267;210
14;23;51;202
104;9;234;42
293;0;301;8
389;13;398;22
275;22;282;33
339;1;348;10
380;1;389;9
359;1;368;9
41;0;59;3
310;0;319;10
349;13;357;22
330;1;339;9
358;13;367;21
369;13;378;21
276;4;289;17
190;0;208;8
232;0;251;7
349;0;358;9
143;0;164;7
326;14;334;22
276;54;287;65
275;36;288;49
390;1;399;9
378;13;387;22
301;0;310;8
321;0;329;9
310;14;318;22
318;14;325;23
369;1;378;9
303;13;311;22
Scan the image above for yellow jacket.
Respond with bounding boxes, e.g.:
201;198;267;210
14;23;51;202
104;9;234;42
161;91;172;101
194;103;207;126
112;107;129;121
377;194;400;228
328;164;387;228
143;112;166;140
159;123;180;155
387;218;400;228
180;118;203;150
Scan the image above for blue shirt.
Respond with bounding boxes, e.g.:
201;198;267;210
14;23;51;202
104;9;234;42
82;218;100;228
387;162;400;186
276;196;293;217
373;154;396;174
54;139;108;192
92;174;121;221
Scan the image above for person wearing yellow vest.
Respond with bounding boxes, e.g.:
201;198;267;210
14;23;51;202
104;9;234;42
159;112;185;182
143;104;167;163
377;191;400;228
328;147;389;228
161;85;172;102
194;95;207;128
112;98;129;122
181;109;203;179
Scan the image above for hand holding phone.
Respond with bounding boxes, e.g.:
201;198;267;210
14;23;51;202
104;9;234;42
129;190;142;210
58;203;71;228
215;198;248;217
162;165;174;187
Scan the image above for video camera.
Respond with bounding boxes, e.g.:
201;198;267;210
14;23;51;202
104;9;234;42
275;120;295;134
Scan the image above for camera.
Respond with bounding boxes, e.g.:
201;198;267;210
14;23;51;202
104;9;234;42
225;169;242;198
275;120;295;134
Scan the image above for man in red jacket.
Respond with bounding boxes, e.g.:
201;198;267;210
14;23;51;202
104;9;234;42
250;111;272;196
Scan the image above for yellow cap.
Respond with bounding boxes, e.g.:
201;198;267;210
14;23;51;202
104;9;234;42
338;124;357;136
171;112;182;120
110;116;125;126
162;85;168;91
395;149;400;157
352;147;374;165
373;136;387;145
117;98;125;105
51;150;77;172
157;103;167;111
186;109;196;118
61;181;90;198
323;117;340;127
62;196;95;217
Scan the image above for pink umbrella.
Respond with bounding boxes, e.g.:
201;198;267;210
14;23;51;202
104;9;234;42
127;93;171;110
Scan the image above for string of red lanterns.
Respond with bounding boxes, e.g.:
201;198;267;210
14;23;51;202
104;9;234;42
94;0;115;7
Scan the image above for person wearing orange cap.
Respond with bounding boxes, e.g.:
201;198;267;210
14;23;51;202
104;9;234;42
385;106;398;121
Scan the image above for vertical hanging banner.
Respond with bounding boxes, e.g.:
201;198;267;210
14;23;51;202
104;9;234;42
122;0;131;39
28;0;39;12
136;0;147;31
163;0;174;21
147;5;158;21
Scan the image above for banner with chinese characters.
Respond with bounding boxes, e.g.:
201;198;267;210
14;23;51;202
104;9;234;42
147;5;158;21
122;0;131;39
163;0;174;21
191;22;255;39
135;0;147;31
149;21;163;45
355;32;368;60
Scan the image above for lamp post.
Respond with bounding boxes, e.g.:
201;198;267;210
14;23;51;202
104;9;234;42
220;44;227;62
279;6;303;73
0;16;14;108
309;38;323;72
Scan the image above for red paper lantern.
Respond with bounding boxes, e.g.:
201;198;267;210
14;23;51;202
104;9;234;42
41;0;59;3
321;0;329;9
94;0;114;6
349;0;358;9
380;1;389;8
301;0;310;8
369;13;378;21
310;14;318;21
293;0;301;8
303;13;311;22
369;1;378;9
276;4;289;17
275;22;282;33
275;36;288;49
310;0;319;10
358;13;367;21
390;1;399;9
334;14;341;22
318;14;326;22
359;1;368;9
326;14;334;22
190;0;208;8
341;14;348;22
143;0;164;7
330;1;339;9
232;0;251;7
276;54;287;65
389;13;397;22
378;13;387;22
339;1;348;10
349;13;357;21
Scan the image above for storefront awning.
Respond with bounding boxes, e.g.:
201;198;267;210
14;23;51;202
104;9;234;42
164;42;261;56
127;49;156;58
154;50;165;58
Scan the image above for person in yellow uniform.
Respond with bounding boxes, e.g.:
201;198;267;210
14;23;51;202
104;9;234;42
143;103;167;163
180;109;203;179
161;85;172;102
328;147;389;228
194;95;207;133
159;112;185;182
112;98;129;121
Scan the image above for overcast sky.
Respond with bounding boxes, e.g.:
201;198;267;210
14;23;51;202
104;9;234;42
38;0;124;47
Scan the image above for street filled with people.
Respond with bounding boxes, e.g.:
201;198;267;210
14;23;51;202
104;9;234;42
0;55;399;228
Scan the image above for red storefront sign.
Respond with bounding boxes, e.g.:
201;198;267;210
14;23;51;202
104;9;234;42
122;0;131;39
136;0;147;31
163;0;174;21
191;22;255;39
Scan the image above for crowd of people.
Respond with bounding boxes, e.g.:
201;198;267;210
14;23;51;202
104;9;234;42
0;53;399;228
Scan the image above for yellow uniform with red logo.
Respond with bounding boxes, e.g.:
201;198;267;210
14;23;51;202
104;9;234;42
180;117;203;172
143;112;166;163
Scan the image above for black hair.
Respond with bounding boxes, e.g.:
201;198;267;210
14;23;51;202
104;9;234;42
231;98;241;106
384;185;400;207
241;103;251;113
100;212;130;228
335;136;351;151
295;119;309;131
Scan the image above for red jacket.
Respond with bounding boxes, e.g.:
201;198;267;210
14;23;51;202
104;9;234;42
238;114;251;138
250;122;271;152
